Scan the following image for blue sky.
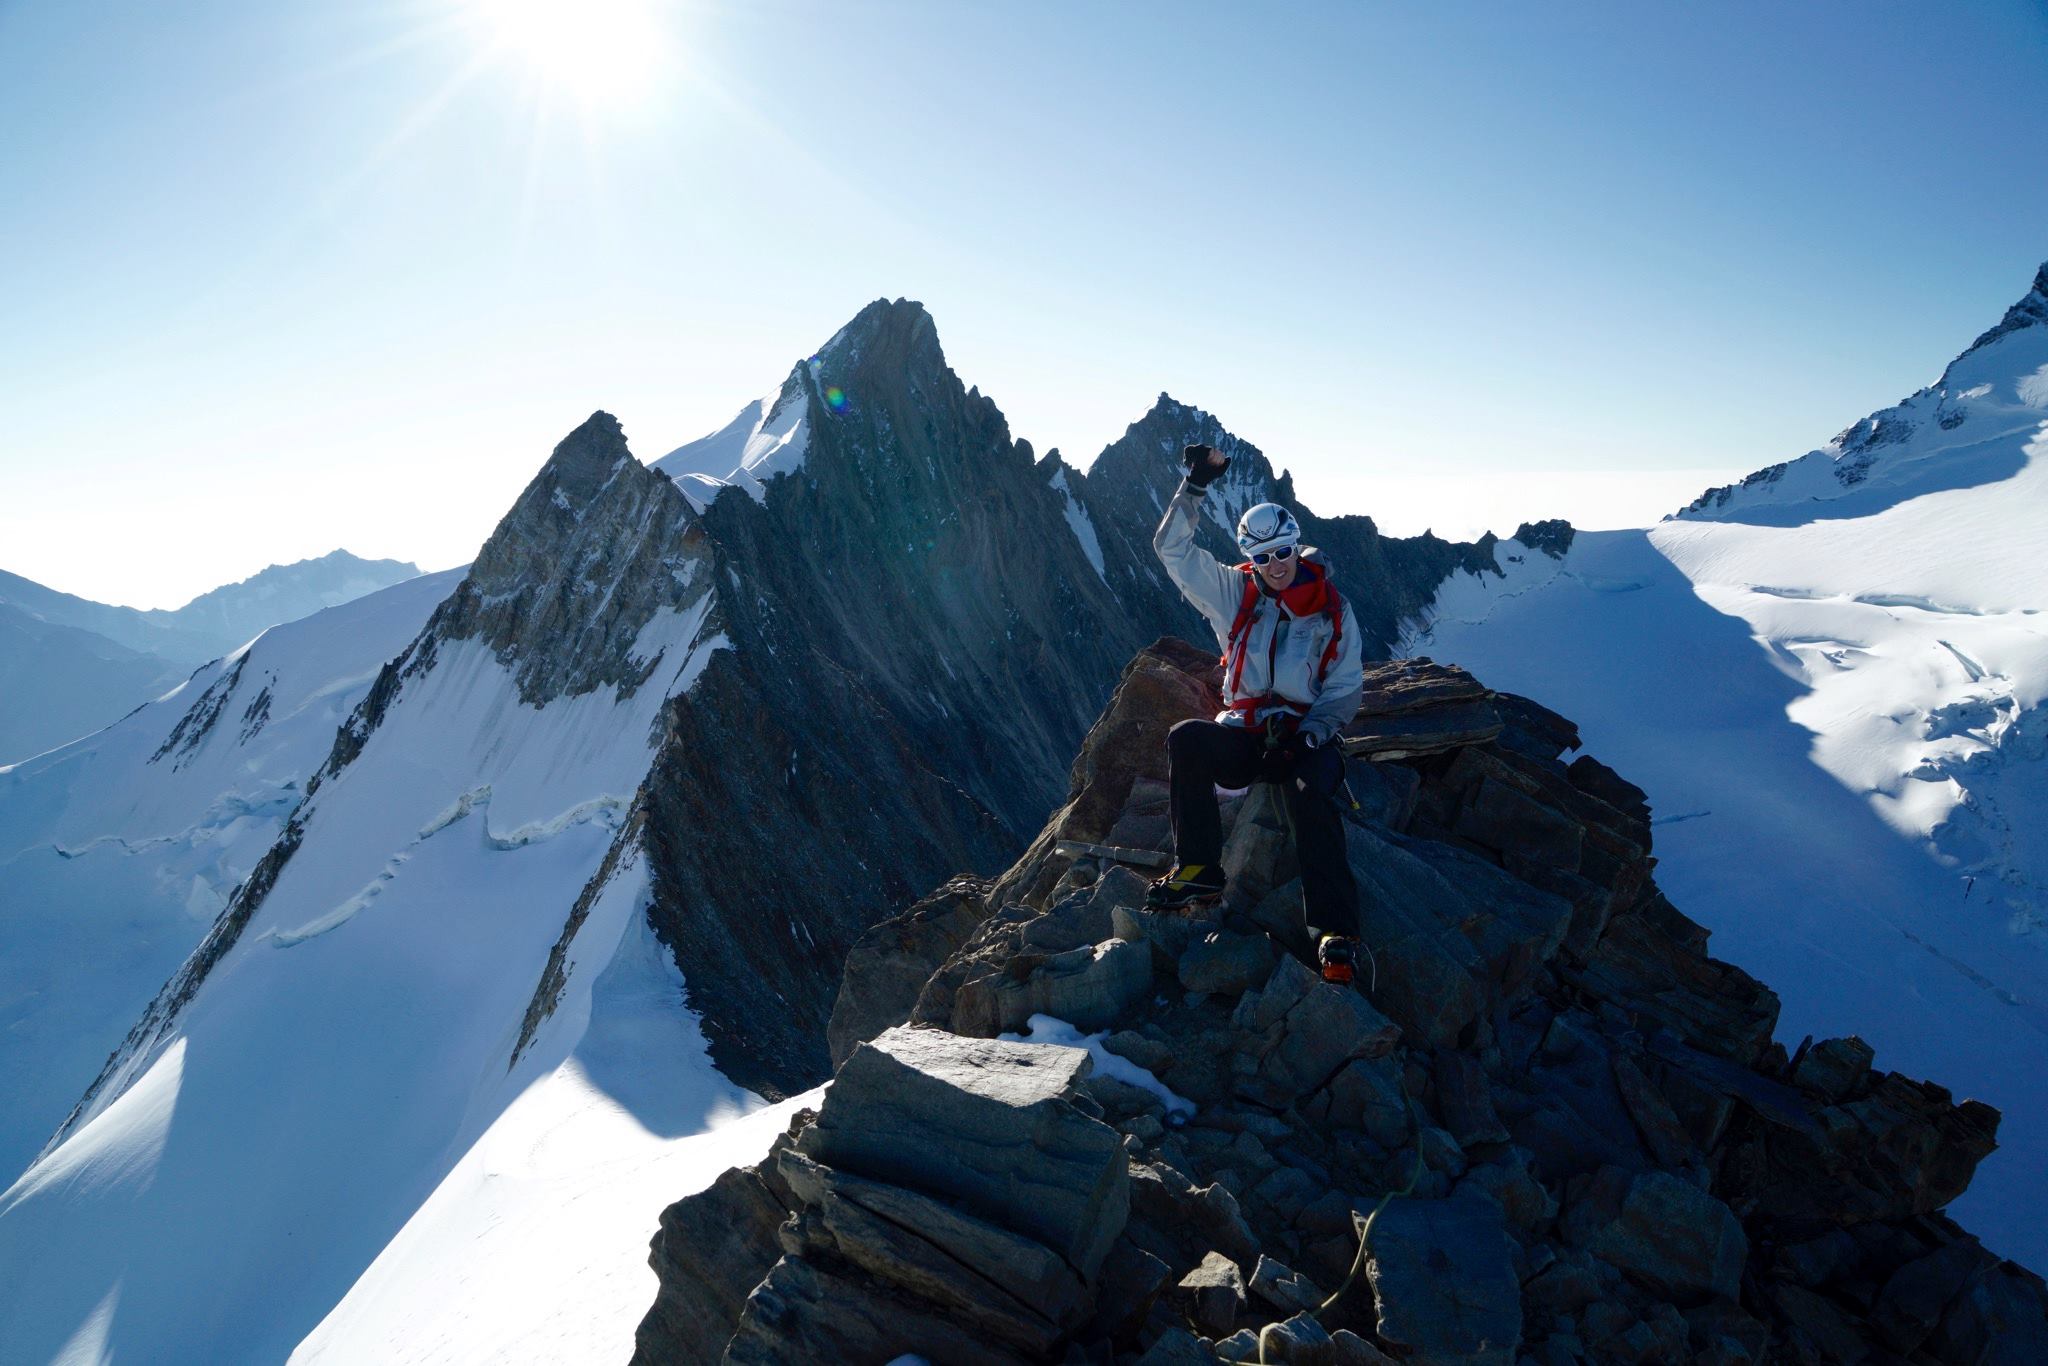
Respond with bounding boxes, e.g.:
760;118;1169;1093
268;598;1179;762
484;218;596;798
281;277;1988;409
3;0;2045;607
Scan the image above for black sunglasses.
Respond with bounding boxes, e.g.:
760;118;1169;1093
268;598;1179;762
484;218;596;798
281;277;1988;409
1250;545;1295;566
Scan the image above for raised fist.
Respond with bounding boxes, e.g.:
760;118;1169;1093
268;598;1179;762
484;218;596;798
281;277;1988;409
1183;443;1228;489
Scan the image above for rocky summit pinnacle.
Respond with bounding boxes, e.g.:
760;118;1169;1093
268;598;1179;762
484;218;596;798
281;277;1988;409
441;410;709;706
636;643;2045;1364
538;409;634;493
826;296;940;361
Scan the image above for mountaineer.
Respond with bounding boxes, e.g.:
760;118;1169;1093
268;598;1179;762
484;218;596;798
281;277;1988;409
1148;442;1367;984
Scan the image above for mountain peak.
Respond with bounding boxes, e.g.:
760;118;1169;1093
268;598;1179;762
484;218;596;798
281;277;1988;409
817;297;938;369
453;411;708;705
1142;391;1197;425
541;410;633;493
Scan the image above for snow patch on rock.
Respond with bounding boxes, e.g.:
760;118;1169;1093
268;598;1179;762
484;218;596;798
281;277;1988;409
656;377;812;504
1048;465;1107;583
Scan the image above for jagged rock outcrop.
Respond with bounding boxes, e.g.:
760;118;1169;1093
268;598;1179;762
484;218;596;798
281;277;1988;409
1057;394;1522;661
429;410;713;705
637;641;2045;1364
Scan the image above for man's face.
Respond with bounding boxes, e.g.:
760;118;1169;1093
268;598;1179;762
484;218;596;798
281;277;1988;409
1254;545;1299;591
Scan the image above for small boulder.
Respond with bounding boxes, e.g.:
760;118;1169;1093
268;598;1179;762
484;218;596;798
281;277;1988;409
1871;1236;1986;1352
1179;1250;1248;1337
1928;1257;2048;1365
1329;1329;1399;1364
965;935;1153;1034
1114;902;1206;973
1234;1312;1334;1363
827;876;991;1066
1249;1254;1325;1314
1456;1148;1558;1239
1087;1238;1175;1340
1239;958;1401;1106
1312;1056;1411;1151
1103;1028;1174;1074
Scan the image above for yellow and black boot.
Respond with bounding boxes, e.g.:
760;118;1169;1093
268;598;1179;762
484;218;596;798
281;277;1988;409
1145;863;1227;910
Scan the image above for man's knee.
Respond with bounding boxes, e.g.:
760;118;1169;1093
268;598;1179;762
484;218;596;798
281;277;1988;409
1168;717;1220;760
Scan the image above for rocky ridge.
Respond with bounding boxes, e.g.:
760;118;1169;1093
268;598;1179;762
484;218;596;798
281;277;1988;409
637;641;2045;1364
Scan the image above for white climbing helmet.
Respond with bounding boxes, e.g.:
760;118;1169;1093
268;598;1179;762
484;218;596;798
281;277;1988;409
1235;502;1300;558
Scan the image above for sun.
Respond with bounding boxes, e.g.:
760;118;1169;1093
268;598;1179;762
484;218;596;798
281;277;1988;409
465;0;673;108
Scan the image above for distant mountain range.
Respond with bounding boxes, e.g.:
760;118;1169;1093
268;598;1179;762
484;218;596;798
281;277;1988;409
0;550;420;763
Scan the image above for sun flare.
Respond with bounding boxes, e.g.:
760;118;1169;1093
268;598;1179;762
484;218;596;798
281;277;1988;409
466;0;672;107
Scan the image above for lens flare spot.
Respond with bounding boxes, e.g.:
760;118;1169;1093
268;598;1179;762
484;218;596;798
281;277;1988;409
824;387;847;412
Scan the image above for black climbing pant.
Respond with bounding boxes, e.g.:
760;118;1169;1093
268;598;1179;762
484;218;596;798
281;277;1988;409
1166;718;1360;938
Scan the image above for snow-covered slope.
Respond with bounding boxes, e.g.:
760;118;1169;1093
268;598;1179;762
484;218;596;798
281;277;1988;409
0;418;769;1364
1406;262;2048;1268
0;567;462;1190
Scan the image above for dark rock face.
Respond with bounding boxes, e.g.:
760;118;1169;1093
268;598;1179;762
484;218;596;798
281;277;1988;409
639;642;2045;1364
1679;459;1792;517
827;875;992;1066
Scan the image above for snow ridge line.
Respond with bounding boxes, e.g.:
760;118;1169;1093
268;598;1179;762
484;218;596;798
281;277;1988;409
36;788;299;866
258;788;634;950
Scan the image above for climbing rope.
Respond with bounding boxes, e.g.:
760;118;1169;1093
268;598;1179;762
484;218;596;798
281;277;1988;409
1253;1105;1425;1364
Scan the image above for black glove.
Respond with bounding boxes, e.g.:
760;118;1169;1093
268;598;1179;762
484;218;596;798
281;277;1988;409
1183;443;1229;490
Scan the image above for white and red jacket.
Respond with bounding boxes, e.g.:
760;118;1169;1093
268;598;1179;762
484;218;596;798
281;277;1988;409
1152;481;1366;746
